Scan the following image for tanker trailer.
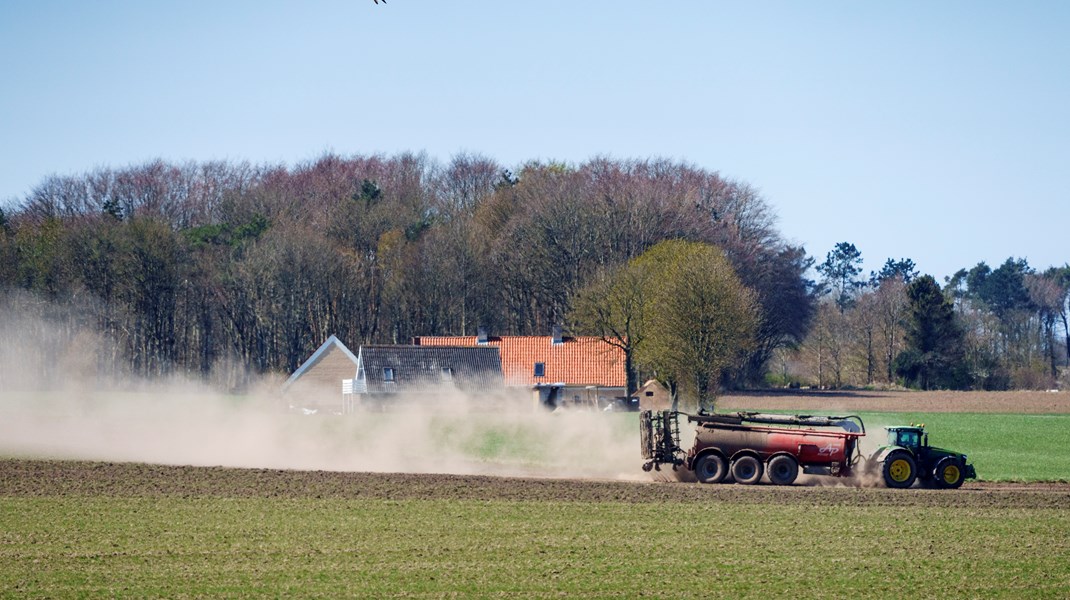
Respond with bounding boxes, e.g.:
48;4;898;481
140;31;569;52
641;410;866;485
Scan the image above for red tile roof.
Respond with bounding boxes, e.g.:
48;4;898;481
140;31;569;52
414;336;626;387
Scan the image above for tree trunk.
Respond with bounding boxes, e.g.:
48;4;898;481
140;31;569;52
817;343;824;388
866;330;874;384
1062;311;1070;368
625;349;637;399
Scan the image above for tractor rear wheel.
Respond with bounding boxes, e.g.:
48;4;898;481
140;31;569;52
731;456;764;485
882;451;917;489
933;457;965;489
694;454;728;484
767;455;799;486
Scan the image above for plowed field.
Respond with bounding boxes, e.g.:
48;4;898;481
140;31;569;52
3;459;1068;507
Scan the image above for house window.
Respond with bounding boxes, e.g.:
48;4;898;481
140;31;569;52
534;362;545;377
441;367;453;382
383;367;395;382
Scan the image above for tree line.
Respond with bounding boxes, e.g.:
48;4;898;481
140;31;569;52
1;154;1064;394
0;153;814;392
790;242;1070;391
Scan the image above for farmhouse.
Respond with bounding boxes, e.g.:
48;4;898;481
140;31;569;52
348;345;504;410
284;337;505;414
414;326;627;409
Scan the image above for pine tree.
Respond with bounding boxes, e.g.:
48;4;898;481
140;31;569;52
817;242;864;312
894;275;969;389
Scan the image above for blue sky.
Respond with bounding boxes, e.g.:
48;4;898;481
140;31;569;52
1;1;1066;281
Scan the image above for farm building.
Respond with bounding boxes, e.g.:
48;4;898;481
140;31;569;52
636;379;672;411
282;335;360;414
285;337;506;413
414;326;627;409
348;345;505;410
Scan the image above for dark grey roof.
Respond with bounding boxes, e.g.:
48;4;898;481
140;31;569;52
357;345;504;394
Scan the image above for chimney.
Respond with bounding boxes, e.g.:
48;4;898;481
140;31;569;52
477;326;488;345
551;324;563;345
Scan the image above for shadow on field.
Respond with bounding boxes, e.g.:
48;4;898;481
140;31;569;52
647;467;882;488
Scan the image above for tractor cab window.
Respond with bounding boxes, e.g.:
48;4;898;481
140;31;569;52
892;429;921;448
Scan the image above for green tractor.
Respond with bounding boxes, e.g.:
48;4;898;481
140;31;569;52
866;425;977;489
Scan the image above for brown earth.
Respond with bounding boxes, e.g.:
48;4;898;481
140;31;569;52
3;459;1069;510
718;389;1070;413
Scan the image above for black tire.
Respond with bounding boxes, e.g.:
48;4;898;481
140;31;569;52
731;455;764;485
766;455;799;486
933;457;966;489
882;451;917;489
694;454;728;484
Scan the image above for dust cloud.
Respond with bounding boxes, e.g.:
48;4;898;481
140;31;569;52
0;305;644;481
0;389;644;480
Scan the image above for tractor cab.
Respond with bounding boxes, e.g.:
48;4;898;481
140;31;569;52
886;426;927;450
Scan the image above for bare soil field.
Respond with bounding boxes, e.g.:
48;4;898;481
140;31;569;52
3;459;1068;509
718;389;1070;413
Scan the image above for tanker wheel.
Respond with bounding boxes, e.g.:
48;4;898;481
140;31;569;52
694;454;728;484
933;457;965;489
766;455;799;486
882;451;917;489
731;456;764;485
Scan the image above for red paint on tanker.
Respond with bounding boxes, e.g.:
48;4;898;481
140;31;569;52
691;423;863;468
767;431;851;464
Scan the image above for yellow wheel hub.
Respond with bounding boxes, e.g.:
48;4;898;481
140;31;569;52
942;464;961;484
889;459;912;482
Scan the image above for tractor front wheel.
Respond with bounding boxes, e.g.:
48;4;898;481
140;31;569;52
882;451;917;489
731;456;764;485
694;454;728;484
933;457;965;489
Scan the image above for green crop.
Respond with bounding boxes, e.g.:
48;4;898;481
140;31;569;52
844;412;1070;482
2;495;1068;598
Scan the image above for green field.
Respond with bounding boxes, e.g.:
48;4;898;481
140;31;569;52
3;482;1070;598
851;411;1070;482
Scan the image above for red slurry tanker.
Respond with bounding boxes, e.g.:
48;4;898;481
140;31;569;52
640;410;976;488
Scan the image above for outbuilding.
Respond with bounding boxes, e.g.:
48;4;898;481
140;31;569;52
282;335;360;414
